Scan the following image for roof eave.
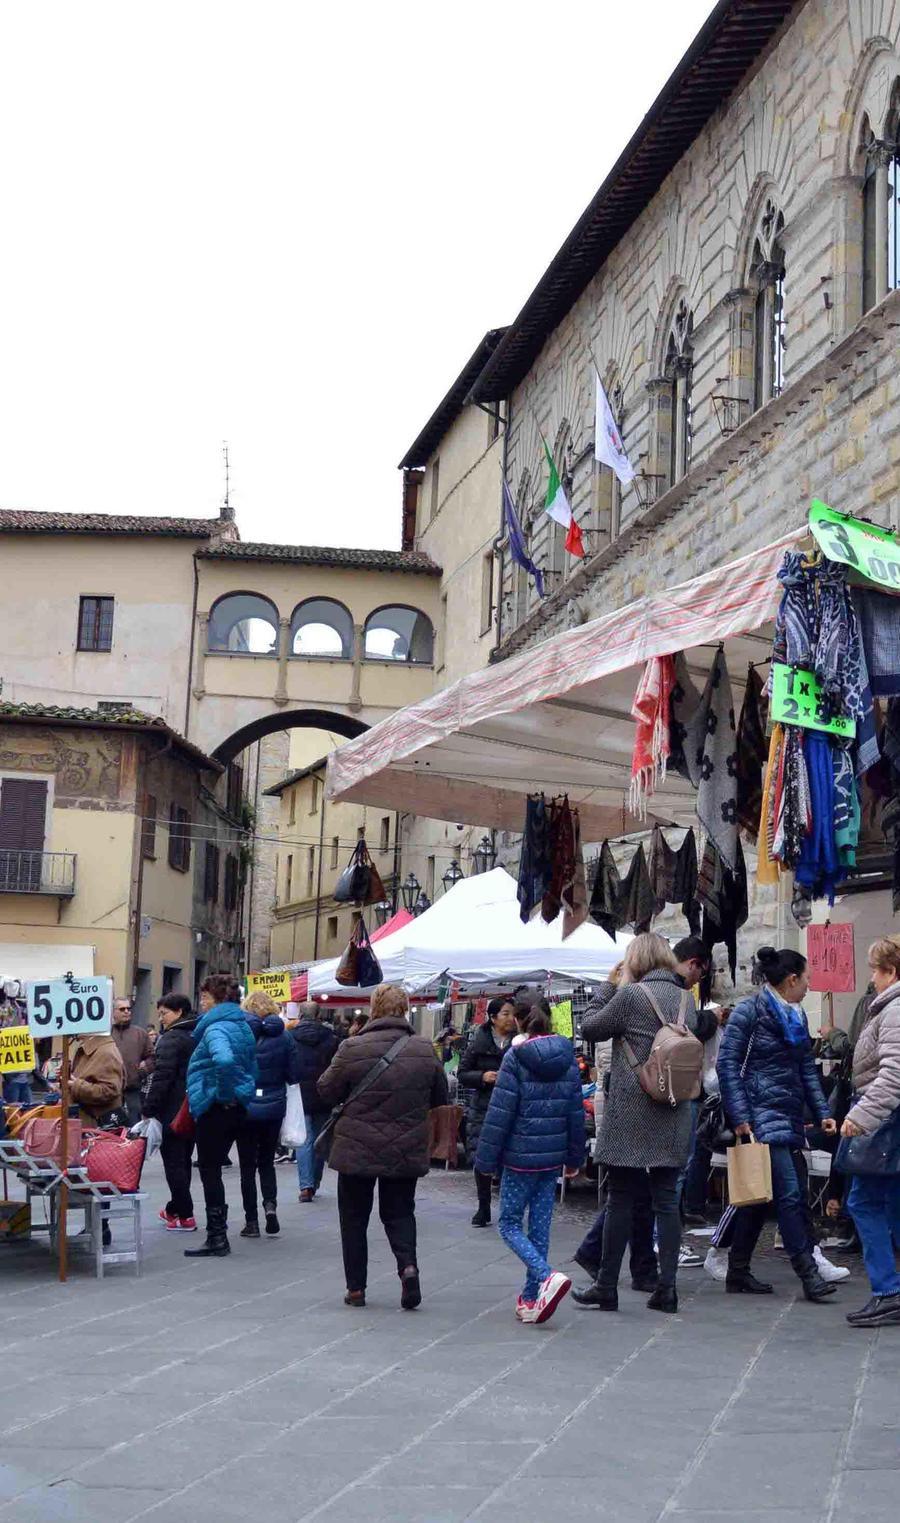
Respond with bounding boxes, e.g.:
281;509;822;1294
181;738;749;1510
397;328;508;469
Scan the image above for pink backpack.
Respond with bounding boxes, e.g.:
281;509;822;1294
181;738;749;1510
622;985;703;1107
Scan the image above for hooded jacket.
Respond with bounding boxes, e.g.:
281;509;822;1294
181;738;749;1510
717;990;828;1148
317;1016;448;1177
69;1035;126;1125
244;1012;302;1125
848;983;900;1134
186;1002;258;1119
291;1018;339;1116
142;1014;197;1125
475;1035;585;1176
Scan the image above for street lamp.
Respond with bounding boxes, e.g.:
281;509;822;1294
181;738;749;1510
400;872;420;912
441;859;464;894
372;899;392;929
472;834;497;875
413;891;431;917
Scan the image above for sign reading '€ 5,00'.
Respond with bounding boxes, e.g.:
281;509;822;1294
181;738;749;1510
770;663;856;738
809;499;900;593
26;978;113;1038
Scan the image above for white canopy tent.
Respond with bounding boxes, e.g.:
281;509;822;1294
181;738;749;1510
307;868;626;999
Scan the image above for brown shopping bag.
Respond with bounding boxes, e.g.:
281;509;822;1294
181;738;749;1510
726;1134;773;1206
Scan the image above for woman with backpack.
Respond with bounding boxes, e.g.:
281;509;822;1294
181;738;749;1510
236;991;302;1239
475;1005;585;1323
717;946;837;1303
573;933;703;1314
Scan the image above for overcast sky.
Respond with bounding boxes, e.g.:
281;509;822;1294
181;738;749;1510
0;1;713;548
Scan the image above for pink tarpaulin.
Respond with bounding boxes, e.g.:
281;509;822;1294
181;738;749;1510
326;529;800;837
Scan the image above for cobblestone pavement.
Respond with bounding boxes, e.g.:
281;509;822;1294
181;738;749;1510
0;1159;896;1522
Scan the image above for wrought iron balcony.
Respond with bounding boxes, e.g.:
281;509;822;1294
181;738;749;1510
0;850;77;897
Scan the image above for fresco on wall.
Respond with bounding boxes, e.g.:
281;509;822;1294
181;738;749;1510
0;727;124;803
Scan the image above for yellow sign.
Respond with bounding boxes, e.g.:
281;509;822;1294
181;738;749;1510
246;969;292;1004
0;1027;36;1073
550;1000;574;1039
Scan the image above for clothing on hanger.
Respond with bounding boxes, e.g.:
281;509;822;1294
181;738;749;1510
562;807;588;940
647;825;700;935
668;651;702;783
691;649;739;873
516;794;550;923
629;654;675;815
795;730;839;908
617;843;654;933
735;666;768;838
699;836;747;985
542;796;575;924
589;840;622;937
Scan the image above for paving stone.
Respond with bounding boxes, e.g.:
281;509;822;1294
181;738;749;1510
846;1425;900;1469
674;1430;839;1512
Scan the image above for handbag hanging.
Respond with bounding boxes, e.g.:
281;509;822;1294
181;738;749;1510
335;918;383;988
333;839;387;907
835;1104;900;1177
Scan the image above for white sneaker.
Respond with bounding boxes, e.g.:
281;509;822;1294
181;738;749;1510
678;1246;703;1269
704;1247;728;1282
534;1271;572;1323
814;1245;850;1282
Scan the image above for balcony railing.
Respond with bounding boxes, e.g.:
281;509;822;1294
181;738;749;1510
0;850;77;897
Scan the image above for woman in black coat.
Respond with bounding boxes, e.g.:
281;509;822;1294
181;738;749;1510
142;994;197;1231
457;997;517;1227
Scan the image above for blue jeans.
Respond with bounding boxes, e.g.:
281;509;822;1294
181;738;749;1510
498;1169;558;1300
296;1113;328;1193
847;1174;900;1296
729;1144;810;1268
2;1076;31;1106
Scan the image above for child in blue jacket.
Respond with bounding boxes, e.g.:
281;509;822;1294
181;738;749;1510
476;1006;585;1323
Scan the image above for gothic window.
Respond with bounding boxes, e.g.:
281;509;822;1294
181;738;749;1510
749;200;787;411
664;300;693;487
861;90;900;314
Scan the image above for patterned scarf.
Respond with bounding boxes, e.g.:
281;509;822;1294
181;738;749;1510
629;655;675;816
735;666;768;837
692;650;739;873
648;825;701;935
668;651;703;782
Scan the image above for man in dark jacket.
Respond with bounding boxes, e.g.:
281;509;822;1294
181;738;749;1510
317;983;448;1309
457;998;517;1227
112;998;154;1127
143;994;197;1230
291;1003;339;1201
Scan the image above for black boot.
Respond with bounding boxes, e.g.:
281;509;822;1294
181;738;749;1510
264;1201;280;1236
185;1206;230;1258
240;1218;260;1238
726;1264;774;1295
572;1283;618;1310
647;1285;678;1314
472;1171;492;1227
791;1249;836;1303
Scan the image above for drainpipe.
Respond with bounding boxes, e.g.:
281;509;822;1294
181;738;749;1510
313;765;327;961
392;810;403;913
184;554;200;738
490;394;511;663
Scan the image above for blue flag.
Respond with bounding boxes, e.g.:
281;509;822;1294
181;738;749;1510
502;476;545;598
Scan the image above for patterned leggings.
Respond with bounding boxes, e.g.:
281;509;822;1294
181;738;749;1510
498;1169;558;1300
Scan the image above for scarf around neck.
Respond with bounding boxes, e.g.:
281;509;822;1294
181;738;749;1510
764;986;810;1048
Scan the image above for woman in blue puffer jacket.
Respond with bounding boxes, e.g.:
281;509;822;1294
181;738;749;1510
236;992;301;1239
717;946;838;1303
184;975;258;1260
476;1006;585;1325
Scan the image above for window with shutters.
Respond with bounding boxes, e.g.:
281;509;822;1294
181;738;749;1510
331;835;340;869
225;762;244;819
77;596;114;652
0;777;48;890
224;853;239;911
141;794;157;859
203;842;220;904
167;805;191;872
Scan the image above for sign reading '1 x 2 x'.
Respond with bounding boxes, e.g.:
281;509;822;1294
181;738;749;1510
770;663;857;738
809;499;900;593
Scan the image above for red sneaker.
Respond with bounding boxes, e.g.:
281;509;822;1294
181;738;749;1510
515;1296;538;1322
159;1208;177;1227
534;1272;572;1324
166;1216;198;1232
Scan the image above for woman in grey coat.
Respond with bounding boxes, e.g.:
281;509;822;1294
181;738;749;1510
574;933;700;1314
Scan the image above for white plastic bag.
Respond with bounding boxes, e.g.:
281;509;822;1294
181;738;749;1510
127;1117;163;1157
280;1085;306;1148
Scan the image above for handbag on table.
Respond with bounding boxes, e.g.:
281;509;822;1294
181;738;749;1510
22;1112;84;1166
79;1128;147;1193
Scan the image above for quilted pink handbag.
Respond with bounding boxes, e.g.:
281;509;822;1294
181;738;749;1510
22;1115;83;1166
80;1128;146;1192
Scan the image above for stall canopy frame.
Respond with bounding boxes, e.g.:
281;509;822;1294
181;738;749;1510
326;530;801;837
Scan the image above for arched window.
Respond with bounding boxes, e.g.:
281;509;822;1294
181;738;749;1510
207;593;279;655
290;597;353;659
363;605;434;664
664;299;693;486
861;86;900;313
749;200;786;410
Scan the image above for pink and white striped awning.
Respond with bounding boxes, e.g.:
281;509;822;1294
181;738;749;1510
327;529;800;839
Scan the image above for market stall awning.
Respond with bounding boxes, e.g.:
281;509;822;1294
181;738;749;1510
327;531;800;837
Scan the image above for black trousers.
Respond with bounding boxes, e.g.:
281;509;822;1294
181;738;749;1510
195;1103;245;1220
160;1128;194;1219
600;1165;682;1291
337;1173;418;1292
474;1169;493;1215
123;1088;143;1128
578;1169;657;1282
236;1116;281;1220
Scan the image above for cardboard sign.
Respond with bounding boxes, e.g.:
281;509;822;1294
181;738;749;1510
806;923;855;994
0;1027;35;1072
26;977;112;1037
246;969;292;1003
770;663;856;738
550;999;574;1039
809;499;900;594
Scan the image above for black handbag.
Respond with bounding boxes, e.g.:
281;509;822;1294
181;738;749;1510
335;918;382;989
696;1095;735;1152
333;840;387;906
835;1104;900;1178
315;1034;410;1162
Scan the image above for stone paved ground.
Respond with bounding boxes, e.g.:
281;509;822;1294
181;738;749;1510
0;1159;896;1523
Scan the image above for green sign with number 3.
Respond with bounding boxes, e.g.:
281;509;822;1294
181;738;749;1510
770;663;856;737
809;499;900;593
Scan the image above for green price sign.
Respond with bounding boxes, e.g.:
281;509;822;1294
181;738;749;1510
770;663;856;738
809;499;900;593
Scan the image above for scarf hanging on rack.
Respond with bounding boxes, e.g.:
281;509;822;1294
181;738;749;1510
647;825;701;934
756;723;783;886
772;725;810;869
698;836;747;985
542;796;575;924
562;807;588;940
833;745;860;869
880;700;900;913
629;654;675;815
516;794;551;923
588;839;653;935
618;843;654;933
691;649;739;873
795;730;839;907
735;666;768;838
668;651;703;783
589;840;621;937
771;551;816;673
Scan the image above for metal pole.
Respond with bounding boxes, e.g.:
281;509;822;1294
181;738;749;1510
57;1037;70;1283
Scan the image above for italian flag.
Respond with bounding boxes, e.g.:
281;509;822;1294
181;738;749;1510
543;440;584;558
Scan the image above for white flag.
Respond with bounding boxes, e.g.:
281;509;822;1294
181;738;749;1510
594;373;635;485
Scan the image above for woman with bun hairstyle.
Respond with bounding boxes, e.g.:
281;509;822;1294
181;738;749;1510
717;946;838;1303
840;935;900;1328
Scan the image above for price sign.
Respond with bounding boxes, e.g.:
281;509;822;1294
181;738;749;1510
246;969;291;1003
770;663;856;738
809;499;900;593
806;924;855;994
0;1027;35;1073
26;977;112;1037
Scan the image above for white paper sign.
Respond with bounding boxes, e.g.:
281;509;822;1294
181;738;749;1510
26;977;113;1037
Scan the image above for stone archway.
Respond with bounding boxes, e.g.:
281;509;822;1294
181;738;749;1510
211;707;368;767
